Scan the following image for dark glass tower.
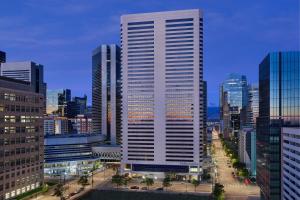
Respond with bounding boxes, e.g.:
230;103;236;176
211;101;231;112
92;44;121;144
256;51;300;200
0;51;6;63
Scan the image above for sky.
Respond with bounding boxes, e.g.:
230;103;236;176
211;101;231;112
0;0;299;106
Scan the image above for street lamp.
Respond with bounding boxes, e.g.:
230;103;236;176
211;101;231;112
91;170;94;188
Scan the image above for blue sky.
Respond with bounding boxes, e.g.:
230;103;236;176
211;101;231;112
1;0;299;106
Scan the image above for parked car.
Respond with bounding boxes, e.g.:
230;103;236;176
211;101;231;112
130;186;139;190
156;187;163;191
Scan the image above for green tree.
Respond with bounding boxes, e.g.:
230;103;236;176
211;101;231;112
123;176;132;187
78;175;89;189
42;184;49;193
202;171;211;181
53;183;67;200
112;174;124;188
141;177;154;190
162;176;172;191
191;179;200;192
213;183;225;200
93;160;101;171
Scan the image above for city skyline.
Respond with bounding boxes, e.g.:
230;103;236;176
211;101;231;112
1;0;298;106
0;2;299;200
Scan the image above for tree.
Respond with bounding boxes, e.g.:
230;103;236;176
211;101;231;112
239;168;249;178
53;183;67;200
191;179;200;192
162;176;172;191
213;183;225;200
202;171;211;181
141;177;154;190
78;175;89;189
42;184;49;193
112;174;124;188
93;160;101;170
123;176;132;187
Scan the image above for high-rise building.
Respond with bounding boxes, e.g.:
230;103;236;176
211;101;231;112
0;51;6;63
256;51;300;200
246;85;259;127
220;73;248;137
92;44;122;145
221;73;248;110
66;95;88;118
0;61;46;95
281;127;300;200
46;89;71;116
0;76;44;200
121;9;204;179
203;81;208;156
73;95;87;115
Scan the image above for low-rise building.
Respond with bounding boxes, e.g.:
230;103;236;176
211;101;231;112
73;114;92;134
44;133;104;176
44;116;69;135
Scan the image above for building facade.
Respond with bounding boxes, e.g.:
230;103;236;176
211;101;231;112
281;127;300;200
44;116;69;135
220;73;248;137
73;114;92;134
92;44;122;144
256;51;300;200
121;9;204;179
73;96;87;115
246;85;259;127
0;51;6;64
0;76;44;200
239;128;256;177
0;61;46;95
46;89;71;116
44;134;104;176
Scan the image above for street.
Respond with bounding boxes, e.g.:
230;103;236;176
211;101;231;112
31;168;115;200
212;130;260;200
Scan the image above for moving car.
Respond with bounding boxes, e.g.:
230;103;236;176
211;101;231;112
130;186;139;190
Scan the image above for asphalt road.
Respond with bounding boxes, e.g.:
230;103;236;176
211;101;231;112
212;130;260;200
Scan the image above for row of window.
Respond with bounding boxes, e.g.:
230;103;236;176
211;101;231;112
0;105;40;113
0;93;41;103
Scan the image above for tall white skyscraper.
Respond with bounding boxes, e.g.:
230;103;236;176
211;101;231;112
121;9;204;179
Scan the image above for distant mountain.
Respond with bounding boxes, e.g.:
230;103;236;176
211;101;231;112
207;107;220;120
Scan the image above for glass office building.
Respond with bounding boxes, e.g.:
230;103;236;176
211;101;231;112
246;85;259;127
92;44;122;144
256;51;300;200
221;73;248;111
46;89;71;116
220;73;248;137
